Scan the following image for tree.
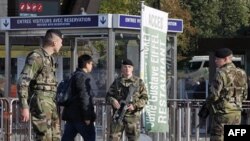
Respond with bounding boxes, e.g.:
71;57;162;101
99;0;250;56
98;0;155;15
161;0;197;56
184;0;250;37
181;0;250;57
218;0;249;37
98;0;130;14
184;0;221;38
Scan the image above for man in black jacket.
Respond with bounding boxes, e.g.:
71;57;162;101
61;54;96;141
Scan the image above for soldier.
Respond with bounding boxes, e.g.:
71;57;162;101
206;48;248;141
17;29;63;141
106;59;148;141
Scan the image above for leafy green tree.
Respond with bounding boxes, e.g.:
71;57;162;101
98;0;130;14
99;0;250;57
181;0;250;57
184;0;250;37
98;0;155;15
161;0;197;56
184;0;221;38
218;0;249;37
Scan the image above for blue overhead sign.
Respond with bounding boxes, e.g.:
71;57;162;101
115;14;183;33
0;14;112;30
168;19;183;33
0;14;183;33
119;15;141;29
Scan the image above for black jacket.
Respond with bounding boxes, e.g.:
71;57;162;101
62;68;96;122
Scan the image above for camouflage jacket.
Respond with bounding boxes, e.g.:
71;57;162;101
17;48;57;109
207;62;248;114
106;75;148;116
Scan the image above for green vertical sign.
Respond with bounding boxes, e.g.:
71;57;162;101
140;4;169;132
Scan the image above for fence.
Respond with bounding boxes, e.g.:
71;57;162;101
0;97;250;141
0;98;108;141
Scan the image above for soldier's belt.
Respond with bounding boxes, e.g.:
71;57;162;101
35;90;55;98
34;85;57;91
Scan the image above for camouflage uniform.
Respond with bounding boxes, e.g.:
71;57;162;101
17;48;60;141
106;76;148;141
206;62;248;141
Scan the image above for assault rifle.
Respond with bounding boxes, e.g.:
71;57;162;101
198;103;209;119
113;84;137;124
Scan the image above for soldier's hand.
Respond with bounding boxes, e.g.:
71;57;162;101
127;104;135;111
21;108;30;122
112;99;120;109
84;120;90;125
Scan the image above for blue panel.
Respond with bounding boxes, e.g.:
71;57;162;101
118;15;183;33
10;15;99;29
168;19;183;33
119;15;140;29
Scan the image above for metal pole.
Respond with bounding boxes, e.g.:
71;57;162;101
4;31;10;97
195;107;199;141
140;0;145;79
177;105;182;141
71;39;77;73
106;28;115;141
107;29;115;92
169;35;177;141
102;103;107;141
186;102;191;141
4;32;11;141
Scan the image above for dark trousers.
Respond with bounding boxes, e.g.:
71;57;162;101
61;121;96;141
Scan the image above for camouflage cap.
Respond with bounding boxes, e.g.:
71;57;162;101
215;48;232;58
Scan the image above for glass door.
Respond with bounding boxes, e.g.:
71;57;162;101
75;37;108;98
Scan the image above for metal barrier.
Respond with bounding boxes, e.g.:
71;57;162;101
0;97;250;141
0;98;33;141
168;99;250;141
0;98;108;141
169;99;208;141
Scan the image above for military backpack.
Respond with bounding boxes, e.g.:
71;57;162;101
221;66;248;105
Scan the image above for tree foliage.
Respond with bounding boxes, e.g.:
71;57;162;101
218;0;249;37
183;0;221;38
184;0;250;37
180;0;250;57
98;0;250;58
98;0;130;14
161;0;197;56
98;0;155;15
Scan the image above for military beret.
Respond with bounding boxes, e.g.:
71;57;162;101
215;48;232;58
122;59;133;66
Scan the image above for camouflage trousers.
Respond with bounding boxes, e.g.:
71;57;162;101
109;116;140;141
30;94;61;141
210;112;241;141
